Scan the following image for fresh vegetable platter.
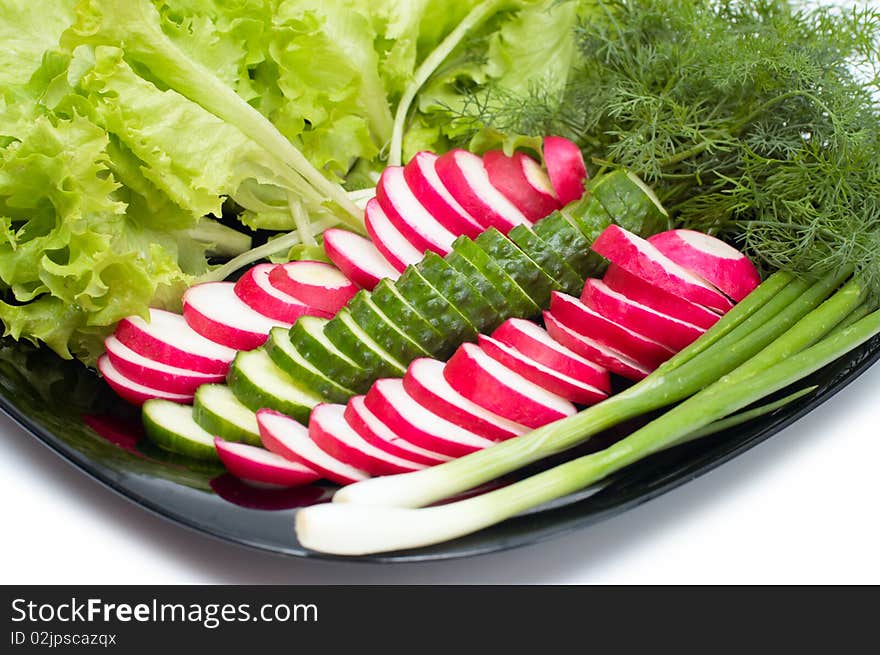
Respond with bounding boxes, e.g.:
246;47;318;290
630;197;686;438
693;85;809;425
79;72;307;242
1;0;879;559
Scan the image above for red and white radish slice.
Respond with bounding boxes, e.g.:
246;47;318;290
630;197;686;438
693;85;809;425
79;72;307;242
543;312;652;381
443;343;577;428
542;136;588;205
309;403;426;476
435;149;531;233
491;318;611;392
104;335;224;395
603;264;721;329
235;264;331;324
376;166;457;256
591;225;734;312
581;279;705;351
257;409;369;485
364;197;423;272
345;397;451;466
268;260;358;314
323;228;399;291
648;229;761;302
402;358;529;441
214;438;321;488
364;378;495;458
520;152;562;208
403;151;483;238
97;355;194;406
549;291;674;368
183;282;292;351
477;335;608;406
483;150;560;221
114;308;236;375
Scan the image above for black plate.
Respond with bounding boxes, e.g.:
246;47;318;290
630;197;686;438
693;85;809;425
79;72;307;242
1;334;879;563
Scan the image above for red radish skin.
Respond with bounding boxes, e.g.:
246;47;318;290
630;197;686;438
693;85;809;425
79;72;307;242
268;260;358;314
344;397;451;466
364;379;495;458
581;279;705;351
435;149;530;233
549;291;674;368
519;153;562;208
183;282;293;350
477;335;608;406
104;335;225;395
443;343;577;428
403;151;483;238
364;197;423;272
257;409;369;485
648;229;761;302
376;166;457;255
542;136;588;205
402;358;529;441
114;308;236;375
214;438;321;487
543;312;652;381
235;264;331;323
491;318;611;392
309;403;426;476
97;355;194;406
483;150;560;221
323;228;400;290
592;225;734;312
603;264;721;329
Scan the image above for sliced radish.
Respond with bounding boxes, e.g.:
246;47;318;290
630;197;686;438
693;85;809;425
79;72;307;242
591;225;734;312
97;355;194;406
323;228;399;291
104;335;224;395
376;166;457;255
581;279;705;351
549;291;674;368
183;282;292;350
648;229;761;302
403;151;483;238
309;403;426;476
491;318;611;393
114;308;236;375
477;335;607;406
443;343;577;428
364;378;495;457
234;264;331;323
483;150;560;221
542;136;588;205
257;409;369;485
603;264;721;329
402;358;529;441
520;153;561;208
543;312;651;381
268;260;358;314
364;197;423;272
435;149;530;233
214;438;321;487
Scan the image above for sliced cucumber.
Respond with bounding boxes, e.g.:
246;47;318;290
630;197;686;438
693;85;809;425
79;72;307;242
369;279;448;357
507;224;584;296
265;327;356;403
347;290;431;364
193;384;262;446
473;228;557;309
288;316;370;393
142;399;219;460
534;210;604;281
322;308;407;379
590;169;668;237
417;252;501;334
558;192;614;243
227;349;324;424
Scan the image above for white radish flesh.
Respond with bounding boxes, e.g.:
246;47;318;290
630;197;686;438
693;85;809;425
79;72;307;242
268;260;358;314
403;151;483;238
214;438;321;487
97;355;194;406
235;264;330;323
323;228;400;291
364;197;423;272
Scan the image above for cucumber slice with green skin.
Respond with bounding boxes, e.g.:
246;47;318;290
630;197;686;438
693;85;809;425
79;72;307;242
474;228;557;309
142;399;219;461
288;316;370;393
347;290;431;364
323;309;407;379
417;252;501;334
227;349;324;424
449;236;539;319
369;279;448;357
444;251;507;316
507;224;584;296
534;210;604;280
265;327;356;403
558;193;614;244
193;384;262;446
589;170;668;237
